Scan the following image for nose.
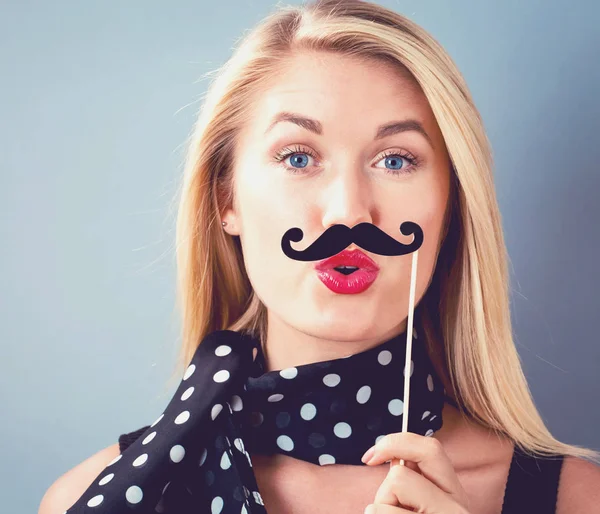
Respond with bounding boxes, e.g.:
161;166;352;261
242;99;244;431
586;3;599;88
320;167;375;232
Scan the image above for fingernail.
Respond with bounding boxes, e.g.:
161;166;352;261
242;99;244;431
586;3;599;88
361;446;375;463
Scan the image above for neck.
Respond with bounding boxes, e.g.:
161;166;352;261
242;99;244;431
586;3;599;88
262;311;409;372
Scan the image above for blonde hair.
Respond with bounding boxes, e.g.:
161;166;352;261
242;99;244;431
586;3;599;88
169;0;600;463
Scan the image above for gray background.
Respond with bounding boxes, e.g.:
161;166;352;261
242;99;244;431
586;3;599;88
1;0;598;511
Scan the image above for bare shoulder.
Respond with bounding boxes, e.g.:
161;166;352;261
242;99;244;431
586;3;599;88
556;455;600;513
38;443;121;514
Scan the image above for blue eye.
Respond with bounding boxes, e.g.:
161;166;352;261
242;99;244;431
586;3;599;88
273;145;420;176
372;151;420;175
288;153;310;168
273;145;317;173
384;155;405;170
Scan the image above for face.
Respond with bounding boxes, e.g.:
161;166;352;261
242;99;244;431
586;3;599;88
222;51;452;345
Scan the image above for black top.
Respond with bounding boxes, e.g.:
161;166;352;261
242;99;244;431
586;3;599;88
118;424;565;513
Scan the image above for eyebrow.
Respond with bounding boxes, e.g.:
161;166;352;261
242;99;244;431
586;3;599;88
264;111;434;149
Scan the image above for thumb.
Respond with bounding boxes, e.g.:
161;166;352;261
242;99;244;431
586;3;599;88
403;459;421;474
389;458;421;474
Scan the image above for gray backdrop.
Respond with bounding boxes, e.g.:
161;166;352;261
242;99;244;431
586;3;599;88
1;0;598;512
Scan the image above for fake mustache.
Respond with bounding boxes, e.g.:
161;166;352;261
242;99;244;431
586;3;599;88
281;221;423;262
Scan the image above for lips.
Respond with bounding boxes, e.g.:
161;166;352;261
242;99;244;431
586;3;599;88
314;249;380;272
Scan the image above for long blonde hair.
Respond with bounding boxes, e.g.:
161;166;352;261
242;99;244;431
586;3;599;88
169;0;600;463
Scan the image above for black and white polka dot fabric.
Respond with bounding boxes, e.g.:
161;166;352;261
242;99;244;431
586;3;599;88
65;325;445;514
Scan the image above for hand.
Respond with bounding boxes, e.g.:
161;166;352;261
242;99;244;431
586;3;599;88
361;432;471;514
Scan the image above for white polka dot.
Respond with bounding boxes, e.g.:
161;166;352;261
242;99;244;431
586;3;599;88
125;485;143;504
388;398;404;416
277;435;294;451
98;473;114;486
162;482;170;494
220;450;231;469
300;403;317;420
181;386;195;401
427;374;434;391
403;360;414;377
356;385;371;404
234;438;245;453
268;393;284;402
215;345;232;356
333;422;352;438
170;445;185;463
430;414;437;421
107;454;121;466
132;453;148;467
421;410;431;421
87;494;103;507
323;373;341;387
230;395;243;411
211;403;223;420
376;435;385;444
253;491;264;505
211;496;224;514
213;369;230;383
413;327;418;339
241;504;248;514
199;448;208;466
175;411;190;424
425;429;434;437
378;350;392;365
142;431;156;445
150;413;164;428
319;454;336;465
183;364;196;380
280;367;298;379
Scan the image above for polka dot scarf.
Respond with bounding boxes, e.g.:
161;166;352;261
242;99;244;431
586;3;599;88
65;324;446;514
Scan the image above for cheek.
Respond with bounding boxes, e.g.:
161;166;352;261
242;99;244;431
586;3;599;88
402;172;449;251
235;171;308;299
384;177;449;298
412;181;449;295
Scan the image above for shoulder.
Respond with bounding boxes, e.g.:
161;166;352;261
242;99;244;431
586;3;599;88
556;456;600;513
38;443;120;514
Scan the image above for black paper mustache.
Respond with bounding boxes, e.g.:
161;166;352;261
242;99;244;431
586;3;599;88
281;221;423;261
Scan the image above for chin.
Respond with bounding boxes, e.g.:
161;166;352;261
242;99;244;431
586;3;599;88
299;311;380;342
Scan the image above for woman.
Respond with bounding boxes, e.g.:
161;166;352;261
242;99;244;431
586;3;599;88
39;1;600;513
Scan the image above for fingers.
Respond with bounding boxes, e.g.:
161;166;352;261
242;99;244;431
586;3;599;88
391;458;420;474
373;459;452;512
363;432;461;497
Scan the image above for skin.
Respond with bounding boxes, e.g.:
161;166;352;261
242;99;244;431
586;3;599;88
221;50;469;512
223;50;452;371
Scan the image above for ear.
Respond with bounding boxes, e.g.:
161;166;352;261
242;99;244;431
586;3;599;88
221;207;241;236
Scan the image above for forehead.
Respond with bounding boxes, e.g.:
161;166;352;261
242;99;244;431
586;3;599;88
244;51;436;136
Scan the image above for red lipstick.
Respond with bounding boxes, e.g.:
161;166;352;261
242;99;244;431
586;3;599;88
314;249;380;294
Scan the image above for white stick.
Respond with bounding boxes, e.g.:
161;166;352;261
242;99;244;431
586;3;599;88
392;249;418;469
